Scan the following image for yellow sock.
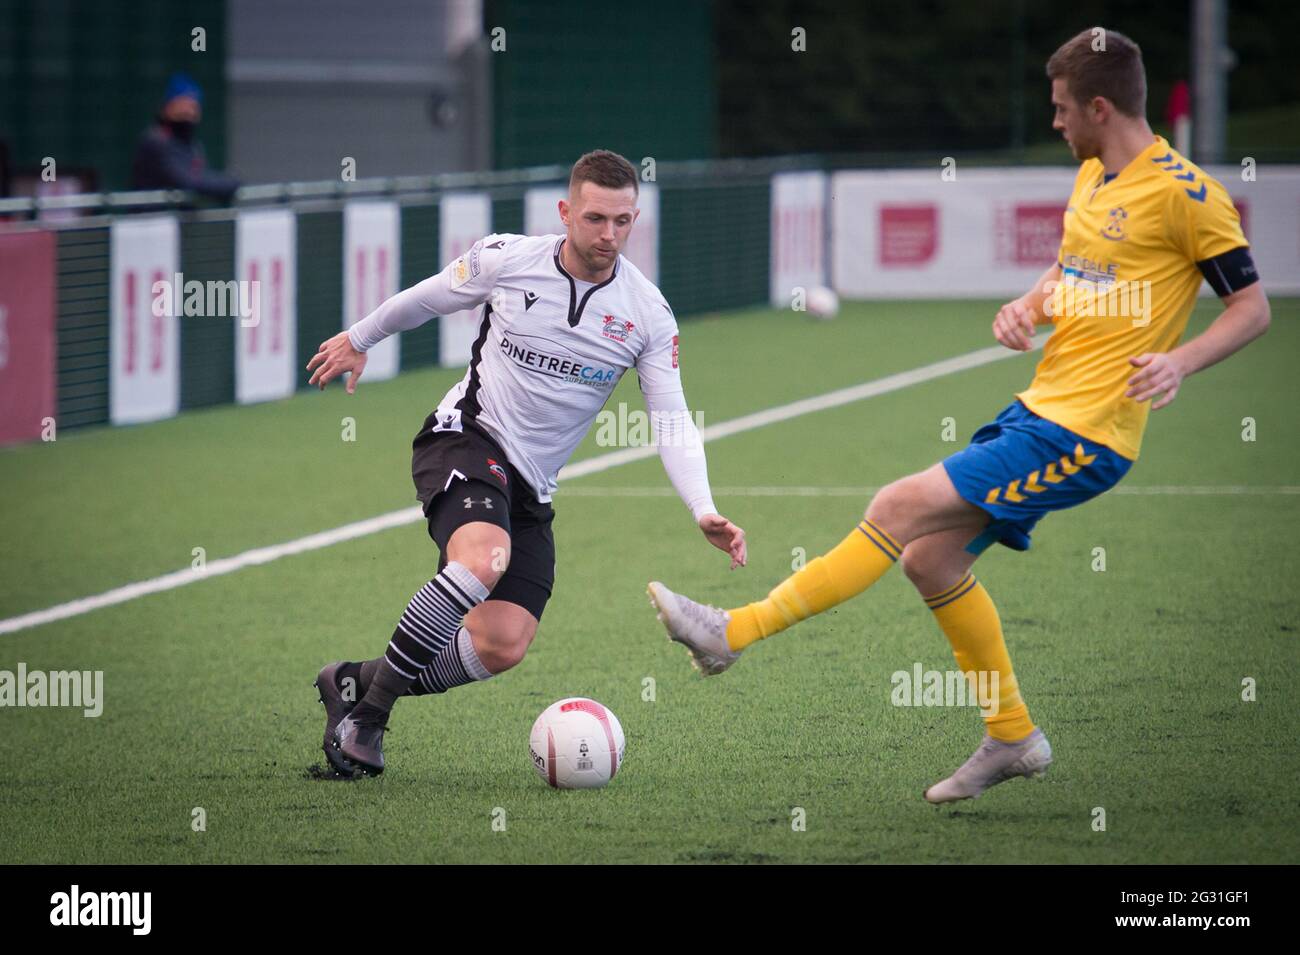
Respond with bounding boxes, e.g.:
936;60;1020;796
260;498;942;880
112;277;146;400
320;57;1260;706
924;575;1034;742
726;519;901;650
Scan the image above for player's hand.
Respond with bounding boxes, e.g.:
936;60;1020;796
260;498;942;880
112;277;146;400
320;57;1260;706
1126;352;1186;410
992;300;1036;351
699;514;747;570
306;331;367;394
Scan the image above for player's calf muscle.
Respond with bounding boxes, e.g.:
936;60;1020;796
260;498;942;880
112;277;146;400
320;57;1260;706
901;534;977;596
467;603;536;673
477;627;533;672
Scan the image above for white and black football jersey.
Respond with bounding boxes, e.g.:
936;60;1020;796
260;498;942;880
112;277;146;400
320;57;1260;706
349;233;690;504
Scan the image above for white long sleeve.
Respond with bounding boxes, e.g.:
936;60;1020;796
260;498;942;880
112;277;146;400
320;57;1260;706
347;235;507;352
634;301;717;523
646;392;717;522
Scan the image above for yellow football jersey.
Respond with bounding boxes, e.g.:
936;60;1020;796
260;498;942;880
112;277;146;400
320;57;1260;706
1017;135;1248;460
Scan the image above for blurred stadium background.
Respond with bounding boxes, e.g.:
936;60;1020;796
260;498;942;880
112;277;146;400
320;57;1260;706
1;0;1297;436
1;0;1297;865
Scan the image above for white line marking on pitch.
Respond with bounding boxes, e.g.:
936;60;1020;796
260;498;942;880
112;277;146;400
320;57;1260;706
2;339;1040;636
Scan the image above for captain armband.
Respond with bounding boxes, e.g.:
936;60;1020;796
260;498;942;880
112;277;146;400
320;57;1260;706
1197;246;1259;298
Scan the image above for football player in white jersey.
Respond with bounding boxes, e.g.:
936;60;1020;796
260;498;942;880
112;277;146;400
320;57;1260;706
305;150;746;776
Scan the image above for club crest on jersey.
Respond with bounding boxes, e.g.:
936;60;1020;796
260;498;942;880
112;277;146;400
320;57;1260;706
451;246;482;289
1101;206;1128;241
451;256;471;287
601;314;634;342
487;458;507;486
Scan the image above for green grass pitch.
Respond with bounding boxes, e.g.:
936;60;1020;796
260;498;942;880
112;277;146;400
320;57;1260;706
1;299;1297;864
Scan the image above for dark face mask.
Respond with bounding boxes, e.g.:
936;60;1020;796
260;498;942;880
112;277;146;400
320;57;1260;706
166;119;197;143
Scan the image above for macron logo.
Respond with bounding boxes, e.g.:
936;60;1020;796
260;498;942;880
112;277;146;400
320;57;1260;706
50;885;151;935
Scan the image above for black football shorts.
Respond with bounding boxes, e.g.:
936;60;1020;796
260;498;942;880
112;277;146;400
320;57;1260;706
411;413;556;621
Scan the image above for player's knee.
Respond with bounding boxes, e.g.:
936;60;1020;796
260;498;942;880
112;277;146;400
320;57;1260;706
865;481;910;537
446;521;511;590
452;541;510;591
477;624;534;673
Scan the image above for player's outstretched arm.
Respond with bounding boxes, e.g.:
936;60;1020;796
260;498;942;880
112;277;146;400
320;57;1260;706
307;235;509;392
306;265;467;392
637;300;746;569
1127;282;1270;410
993;262;1062;351
649;403;747;569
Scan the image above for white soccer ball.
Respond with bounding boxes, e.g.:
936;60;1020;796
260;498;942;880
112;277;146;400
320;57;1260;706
529;697;626;789
805;285;840;320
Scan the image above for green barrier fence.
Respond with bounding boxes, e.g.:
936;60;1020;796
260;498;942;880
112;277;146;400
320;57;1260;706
398;201;440;370
179;218;236;410
54;228;111;429
294;209;343;392
5;157;827;434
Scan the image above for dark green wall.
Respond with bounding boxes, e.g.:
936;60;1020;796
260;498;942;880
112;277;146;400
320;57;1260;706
295;210;343;390
487;0;715;168
715;0;1300;160
399;202;440;370
179;218;235;409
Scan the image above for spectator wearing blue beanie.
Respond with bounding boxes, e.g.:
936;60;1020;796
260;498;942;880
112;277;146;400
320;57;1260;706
131;71;239;201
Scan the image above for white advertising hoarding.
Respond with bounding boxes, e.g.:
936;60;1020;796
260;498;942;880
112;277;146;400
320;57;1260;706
236;208;297;404
438;192;492;367
343;201;401;380
831;165;1300;299
110;215;180;425
771;170;827;306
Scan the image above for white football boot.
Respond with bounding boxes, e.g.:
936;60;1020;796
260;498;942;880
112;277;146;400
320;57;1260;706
923;728;1053;804
647;581;740;676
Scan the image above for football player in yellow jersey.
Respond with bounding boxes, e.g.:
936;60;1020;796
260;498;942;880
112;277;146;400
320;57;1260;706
647;27;1271;803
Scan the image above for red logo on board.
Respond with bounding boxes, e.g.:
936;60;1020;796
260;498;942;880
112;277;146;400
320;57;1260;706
994;203;1066;265
878;205;938;266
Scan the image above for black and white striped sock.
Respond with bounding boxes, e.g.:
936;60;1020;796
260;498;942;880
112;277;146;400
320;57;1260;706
387;562;489;677
352;562;489;719
407;626;494;695
350;627;493;699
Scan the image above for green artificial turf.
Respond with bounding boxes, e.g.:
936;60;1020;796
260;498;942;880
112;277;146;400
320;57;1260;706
1;299;1296;863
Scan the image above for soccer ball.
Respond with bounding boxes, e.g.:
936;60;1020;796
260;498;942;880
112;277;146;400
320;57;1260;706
805;285;839;320
529;697;626;790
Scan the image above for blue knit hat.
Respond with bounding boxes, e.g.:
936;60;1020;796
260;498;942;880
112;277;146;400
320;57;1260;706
163;72;203;105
